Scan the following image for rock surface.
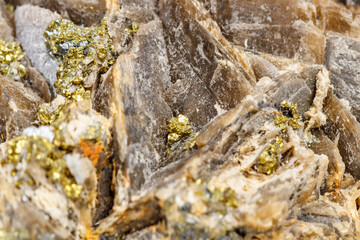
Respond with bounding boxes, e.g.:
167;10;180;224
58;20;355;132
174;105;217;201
2;0;360;239
15;5;60;85
0;76;43;141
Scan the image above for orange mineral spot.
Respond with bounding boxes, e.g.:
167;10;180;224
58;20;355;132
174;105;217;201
80;139;104;166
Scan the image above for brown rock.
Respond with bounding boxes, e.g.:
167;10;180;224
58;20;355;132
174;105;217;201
160;0;255;127
0;76;43;141
315;0;360;40
201;0;325;64
0;0;14;41
323;91;360;180
93;19;172;194
325;36;360;121
8;0;106;26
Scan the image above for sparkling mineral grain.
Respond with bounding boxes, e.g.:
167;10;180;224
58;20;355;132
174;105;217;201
0;40;26;81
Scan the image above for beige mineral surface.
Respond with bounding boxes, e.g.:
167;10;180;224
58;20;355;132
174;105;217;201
1;0;360;239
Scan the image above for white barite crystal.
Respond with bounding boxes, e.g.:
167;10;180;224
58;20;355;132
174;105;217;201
14;5;60;85
64;153;94;185
22;126;55;142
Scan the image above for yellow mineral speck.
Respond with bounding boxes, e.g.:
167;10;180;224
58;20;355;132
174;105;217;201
125;22;140;36
274;100;300;130
6;3;14;13
0;39;26;81
256;134;283;175
167;114;192;145
183;132;199;150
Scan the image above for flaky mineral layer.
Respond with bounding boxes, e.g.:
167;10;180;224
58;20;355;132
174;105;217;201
1;0;360;239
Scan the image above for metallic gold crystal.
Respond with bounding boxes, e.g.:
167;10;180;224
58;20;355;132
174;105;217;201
167;114;192;145
44;18;114;99
0;40;26;81
38;101;68;125
274;100;300;130
6;134;82;199
257;135;284;175
183;132;199;150
125;22;140;36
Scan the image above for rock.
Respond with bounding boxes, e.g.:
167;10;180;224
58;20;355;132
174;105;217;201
14;5;60;85
325;36;360;121
93;19;172;194
315;0;360;40
118;0;157;23
249;55;279;80
3;0;360;239
160;0;255;127
201;0;325;64
0;0;14;41
94;77;330;237
8;0;106;26
323;91;360;180
26;65;53;102
0;76;43;141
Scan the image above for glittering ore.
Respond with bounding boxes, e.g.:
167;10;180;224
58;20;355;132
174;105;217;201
167;114;192;145
44;18;114;100
256;100;300;175
0;39;26;81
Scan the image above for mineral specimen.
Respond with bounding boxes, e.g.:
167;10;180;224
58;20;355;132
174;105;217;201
44;17;114;99
2;0;360;239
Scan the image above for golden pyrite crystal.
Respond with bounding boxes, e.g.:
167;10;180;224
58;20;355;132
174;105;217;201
125;22;140;36
256;135;284;175
274;100;300;130
5;135;82;199
0;40;26;81
167;114;192;145
256;100;300;175
44;18;114;100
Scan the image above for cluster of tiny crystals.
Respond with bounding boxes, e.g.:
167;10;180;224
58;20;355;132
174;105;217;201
44;18;114;100
0;39;26;81
2;18;116;200
256;100;300;175
167;114;192;145
4;108;82;199
125;22;140;36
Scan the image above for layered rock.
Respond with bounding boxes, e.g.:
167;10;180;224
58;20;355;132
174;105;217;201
2;0;360;239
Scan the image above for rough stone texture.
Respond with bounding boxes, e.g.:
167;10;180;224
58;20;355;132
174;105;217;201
0;0;14;41
14;5;60;85
26;65;53;102
160;0;255;127
323;91;360;180
94;19;173;194
315;0;360;40
3;0;360;239
0;76;43;141
325;36;360;121
95;74;332;237
7;0;106;26
118;0;157;23
201;0;325;64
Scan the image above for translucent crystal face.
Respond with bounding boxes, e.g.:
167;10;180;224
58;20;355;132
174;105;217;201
0;40;26;81
44;18;114;100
